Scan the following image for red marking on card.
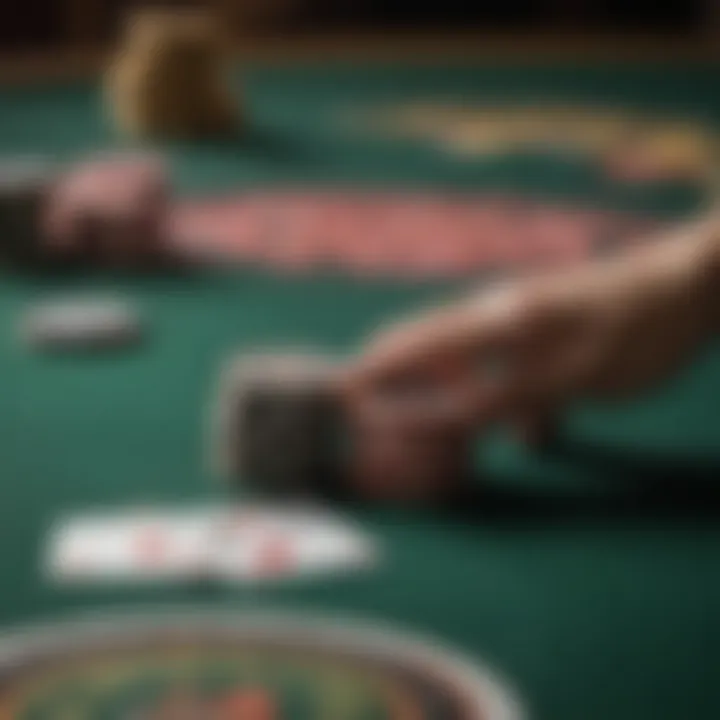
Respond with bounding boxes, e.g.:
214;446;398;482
252;535;296;578
133;525;168;567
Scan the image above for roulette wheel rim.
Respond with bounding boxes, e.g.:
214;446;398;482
0;607;526;719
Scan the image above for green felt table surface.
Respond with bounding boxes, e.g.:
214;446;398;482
1;60;720;720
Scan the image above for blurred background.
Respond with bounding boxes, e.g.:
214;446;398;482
0;0;717;54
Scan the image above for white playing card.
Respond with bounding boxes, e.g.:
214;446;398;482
46;503;378;585
210;505;377;582
46;507;217;583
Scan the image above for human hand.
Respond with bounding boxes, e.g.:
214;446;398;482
345;217;720;460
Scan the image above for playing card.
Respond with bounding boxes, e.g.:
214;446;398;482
46;507;216;582
210;505;377;582
46;504;378;585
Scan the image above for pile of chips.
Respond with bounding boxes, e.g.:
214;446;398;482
0;155;169;269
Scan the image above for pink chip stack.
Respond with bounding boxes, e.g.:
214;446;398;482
44;153;169;267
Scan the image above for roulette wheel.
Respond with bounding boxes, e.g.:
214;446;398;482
0;610;524;719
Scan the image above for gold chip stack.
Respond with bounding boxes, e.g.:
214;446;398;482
105;8;240;141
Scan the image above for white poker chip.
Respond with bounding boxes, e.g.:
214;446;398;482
20;297;143;351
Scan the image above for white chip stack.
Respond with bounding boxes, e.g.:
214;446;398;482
20;297;142;352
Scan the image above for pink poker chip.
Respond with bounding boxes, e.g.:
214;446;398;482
169;190;660;279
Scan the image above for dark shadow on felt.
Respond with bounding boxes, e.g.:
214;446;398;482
181;124;316;164
441;437;720;525
11;248;232;285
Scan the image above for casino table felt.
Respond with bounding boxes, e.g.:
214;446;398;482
0;59;719;720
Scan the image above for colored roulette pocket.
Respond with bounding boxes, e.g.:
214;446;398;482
0;611;524;719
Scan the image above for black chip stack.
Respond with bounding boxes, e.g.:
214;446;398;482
211;351;348;500
0;159;57;266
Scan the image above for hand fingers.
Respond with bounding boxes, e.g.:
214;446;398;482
342;289;530;434
349;423;470;503
491;328;606;419
342;282;600;436
346;366;509;437
349;287;525;390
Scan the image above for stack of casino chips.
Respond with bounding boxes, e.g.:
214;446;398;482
0;154;169;269
106;8;239;141
0;159;58;266
44;154;169;267
211;351;346;498
210;349;474;504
